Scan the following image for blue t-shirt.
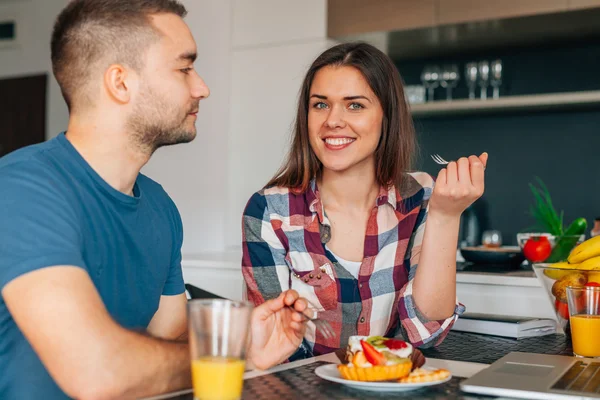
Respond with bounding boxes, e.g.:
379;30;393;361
0;133;185;399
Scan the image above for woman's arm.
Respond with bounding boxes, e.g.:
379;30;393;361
412;154;487;320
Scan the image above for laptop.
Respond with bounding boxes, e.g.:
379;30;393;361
460;352;600;400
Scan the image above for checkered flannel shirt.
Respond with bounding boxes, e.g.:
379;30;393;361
241;171;465;359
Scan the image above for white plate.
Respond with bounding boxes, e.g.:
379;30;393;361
314;364;452;392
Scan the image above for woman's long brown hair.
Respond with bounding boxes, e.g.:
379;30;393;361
266;42;416;192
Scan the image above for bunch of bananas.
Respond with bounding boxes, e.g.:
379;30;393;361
543;236;600;278
567;235;600;268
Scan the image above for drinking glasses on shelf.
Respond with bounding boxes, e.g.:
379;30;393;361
478;61;490;100
421;65;441;102
465;62;478;100
490;59;503;99
440;64;460;101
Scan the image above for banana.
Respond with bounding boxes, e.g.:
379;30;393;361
579;255;600;271
568;235;600;264
544;262;580;280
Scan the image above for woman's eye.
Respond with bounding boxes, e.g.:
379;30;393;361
180;68;193;74
313;102;328;109
349;102;364;110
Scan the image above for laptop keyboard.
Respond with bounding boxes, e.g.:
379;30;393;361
552;361;600;394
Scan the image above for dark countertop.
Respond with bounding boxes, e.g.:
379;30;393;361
157;331;572;399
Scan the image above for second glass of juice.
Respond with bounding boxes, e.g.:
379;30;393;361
188;299;254;400
567;286;600;358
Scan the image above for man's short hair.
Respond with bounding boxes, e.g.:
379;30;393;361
51;0;187;111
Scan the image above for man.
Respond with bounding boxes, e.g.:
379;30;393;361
0;1;308;399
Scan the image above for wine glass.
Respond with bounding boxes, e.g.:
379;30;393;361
478;61;490;100
421;65;441;102
490;59;503;99
482;230;503;248
440;64;460;101
465;62;478;100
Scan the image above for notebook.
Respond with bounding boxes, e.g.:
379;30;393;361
451;312;557;339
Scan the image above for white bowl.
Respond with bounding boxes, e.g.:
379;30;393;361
516;232;556;250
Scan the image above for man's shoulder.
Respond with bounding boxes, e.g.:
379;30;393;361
0;137;62;174
0;138;71;193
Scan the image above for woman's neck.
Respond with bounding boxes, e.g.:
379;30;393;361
318;159;380;211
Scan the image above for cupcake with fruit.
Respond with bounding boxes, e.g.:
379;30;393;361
337;336;413;381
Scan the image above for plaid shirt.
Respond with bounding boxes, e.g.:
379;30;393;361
242;172;465;359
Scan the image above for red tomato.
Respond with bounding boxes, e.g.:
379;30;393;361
555;299;569;320
523;236;552;262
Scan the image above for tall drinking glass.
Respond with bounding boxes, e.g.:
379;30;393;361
188;299;254;400
567;286;600;358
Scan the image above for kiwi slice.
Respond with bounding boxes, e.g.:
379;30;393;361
366;336;388;349
382;351;410;365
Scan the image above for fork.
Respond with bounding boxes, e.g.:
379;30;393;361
431;154;486;170
287;305;336;340
431;154;449;165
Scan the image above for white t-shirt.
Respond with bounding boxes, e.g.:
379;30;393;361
325;245;362;279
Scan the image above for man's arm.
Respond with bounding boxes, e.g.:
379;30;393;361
2;266;191;400
147;294;188;340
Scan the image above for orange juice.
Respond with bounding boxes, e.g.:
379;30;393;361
570;314;600;357
191;356;245;400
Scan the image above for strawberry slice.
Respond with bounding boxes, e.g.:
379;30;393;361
360;340;386;366
383;339;408;350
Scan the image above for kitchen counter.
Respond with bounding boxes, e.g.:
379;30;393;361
146;331;573;400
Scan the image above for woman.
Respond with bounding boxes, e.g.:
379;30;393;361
241;42;487;360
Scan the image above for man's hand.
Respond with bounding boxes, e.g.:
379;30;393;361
246;290;308;370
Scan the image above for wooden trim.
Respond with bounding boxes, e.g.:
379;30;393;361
437;0;567;26
327;0;436;37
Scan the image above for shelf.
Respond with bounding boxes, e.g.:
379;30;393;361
410;90;600;118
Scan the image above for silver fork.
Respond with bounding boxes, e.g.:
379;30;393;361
431;153;449;165
288;305;336;340
431;154;486;170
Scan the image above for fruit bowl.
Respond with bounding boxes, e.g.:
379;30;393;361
516;233;557;249
532;263;600;334
517;233;585;263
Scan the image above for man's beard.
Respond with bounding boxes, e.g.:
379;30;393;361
127;84;199;155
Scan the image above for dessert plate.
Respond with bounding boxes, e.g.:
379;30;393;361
314;364;452;392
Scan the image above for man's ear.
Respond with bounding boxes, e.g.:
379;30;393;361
104;64;135;104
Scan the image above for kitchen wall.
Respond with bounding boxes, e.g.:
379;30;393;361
224;0;336;250
395;38;600;244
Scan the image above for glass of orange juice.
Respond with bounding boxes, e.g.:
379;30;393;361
187;299;254;400
567;286;600;358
